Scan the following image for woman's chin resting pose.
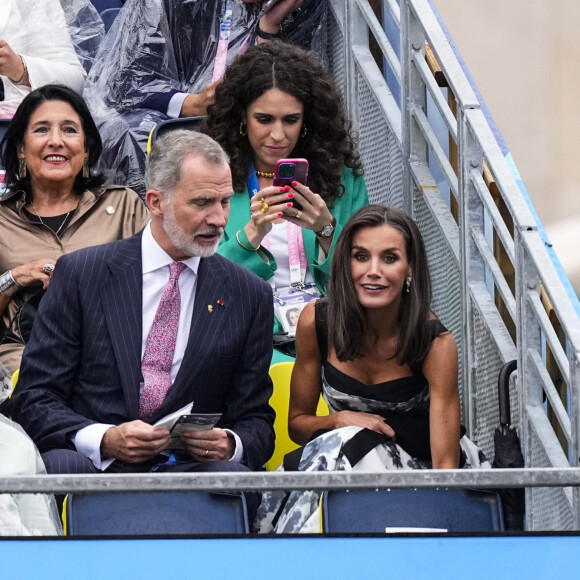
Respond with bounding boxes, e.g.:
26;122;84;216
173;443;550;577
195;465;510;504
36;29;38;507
0;84;149;377
254;204;490;534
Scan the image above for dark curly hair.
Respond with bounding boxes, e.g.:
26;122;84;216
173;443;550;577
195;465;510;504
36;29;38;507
0;84;104;196
203;40;363;204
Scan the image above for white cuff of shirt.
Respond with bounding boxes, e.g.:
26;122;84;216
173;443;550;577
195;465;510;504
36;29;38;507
167;92;189;118
223;429;244;463
74;423;116;471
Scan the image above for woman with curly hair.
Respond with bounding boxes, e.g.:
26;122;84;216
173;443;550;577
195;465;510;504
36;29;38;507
203;40;368;356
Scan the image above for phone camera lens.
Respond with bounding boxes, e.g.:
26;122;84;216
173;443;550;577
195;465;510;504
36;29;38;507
279;164;295;179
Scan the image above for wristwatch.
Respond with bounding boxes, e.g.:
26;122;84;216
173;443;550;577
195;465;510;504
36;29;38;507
314;217;336;238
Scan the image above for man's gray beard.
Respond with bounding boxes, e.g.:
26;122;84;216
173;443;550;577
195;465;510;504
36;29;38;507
163;204;223;258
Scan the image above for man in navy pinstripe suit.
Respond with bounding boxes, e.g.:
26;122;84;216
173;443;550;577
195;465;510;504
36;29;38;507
12;131;275;474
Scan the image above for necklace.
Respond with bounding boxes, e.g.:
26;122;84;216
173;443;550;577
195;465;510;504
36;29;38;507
255;170;275;178
29;196;76;238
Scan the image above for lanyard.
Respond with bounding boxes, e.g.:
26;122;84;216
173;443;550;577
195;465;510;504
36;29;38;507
246;161;260;200
262;222;307;287
287;222;308;287
212;0;234;81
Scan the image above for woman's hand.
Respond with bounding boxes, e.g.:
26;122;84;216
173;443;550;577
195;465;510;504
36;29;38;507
332;410;396;438
11;259;57;291
0;40;25;83
244;185;297;247
282;181;333;233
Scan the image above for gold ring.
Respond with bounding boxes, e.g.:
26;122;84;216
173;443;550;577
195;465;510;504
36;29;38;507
295;210;302;220
260;202;269;214
204;449;209;457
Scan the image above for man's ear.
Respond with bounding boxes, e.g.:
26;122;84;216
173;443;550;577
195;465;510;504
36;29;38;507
146;189;166;217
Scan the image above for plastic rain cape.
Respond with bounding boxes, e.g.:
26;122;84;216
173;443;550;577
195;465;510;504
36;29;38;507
83;0;329;195
60;0;106;74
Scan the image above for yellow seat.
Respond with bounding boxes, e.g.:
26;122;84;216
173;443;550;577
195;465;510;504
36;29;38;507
267;362;329;471
10;369;18;398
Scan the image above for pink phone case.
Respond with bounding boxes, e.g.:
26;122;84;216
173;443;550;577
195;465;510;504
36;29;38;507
273;158;309;187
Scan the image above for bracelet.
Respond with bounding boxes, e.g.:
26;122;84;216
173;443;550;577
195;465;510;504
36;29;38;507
10;55;28;85
236;230;260;252
256;22;281;40
0;270;20;298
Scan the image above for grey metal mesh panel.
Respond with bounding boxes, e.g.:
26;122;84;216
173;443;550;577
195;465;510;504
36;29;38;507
528;425;574;530
354;69;404;206
411;186;464;417
470;303;507;460
327;8;346;98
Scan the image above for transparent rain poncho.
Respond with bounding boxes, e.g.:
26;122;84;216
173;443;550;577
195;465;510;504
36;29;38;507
83;0;328;196
60;0;106;74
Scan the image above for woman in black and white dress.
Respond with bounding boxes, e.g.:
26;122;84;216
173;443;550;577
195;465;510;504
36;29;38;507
255;204;489;533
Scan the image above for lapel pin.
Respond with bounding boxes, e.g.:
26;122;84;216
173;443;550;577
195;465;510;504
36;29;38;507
207;305;213;313
217;300;224;307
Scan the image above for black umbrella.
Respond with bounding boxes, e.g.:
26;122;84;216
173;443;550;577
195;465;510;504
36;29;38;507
492;359;525;530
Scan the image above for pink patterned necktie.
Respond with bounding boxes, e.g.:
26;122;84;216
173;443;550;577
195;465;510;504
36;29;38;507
139;261;187;420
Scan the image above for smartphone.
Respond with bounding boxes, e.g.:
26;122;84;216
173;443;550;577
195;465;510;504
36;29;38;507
274;158;309;212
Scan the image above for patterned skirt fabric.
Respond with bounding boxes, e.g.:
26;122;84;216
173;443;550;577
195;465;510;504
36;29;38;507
254;425;490;534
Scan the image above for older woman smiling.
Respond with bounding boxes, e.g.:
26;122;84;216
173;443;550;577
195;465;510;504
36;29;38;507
0;84;149;374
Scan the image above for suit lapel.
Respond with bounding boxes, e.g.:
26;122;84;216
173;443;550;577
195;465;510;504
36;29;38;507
152;255;232;419
100;234;144;418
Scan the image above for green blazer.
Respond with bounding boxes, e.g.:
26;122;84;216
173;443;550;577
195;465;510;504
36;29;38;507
218;166;369;299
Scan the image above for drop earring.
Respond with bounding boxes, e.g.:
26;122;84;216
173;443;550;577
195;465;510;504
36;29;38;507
239;122;247;136
405;277;412;293
82;158;90;178
19;158;27;179
300;124;308;138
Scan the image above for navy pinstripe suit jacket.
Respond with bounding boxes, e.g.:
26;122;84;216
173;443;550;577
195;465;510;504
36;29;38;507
12;231;275;471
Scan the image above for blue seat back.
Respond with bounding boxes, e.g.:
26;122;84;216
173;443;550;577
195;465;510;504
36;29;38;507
152;116;203;143
66;491;249;536
322;488;504;533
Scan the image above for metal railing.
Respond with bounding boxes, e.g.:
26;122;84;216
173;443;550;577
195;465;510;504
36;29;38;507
326;0;580;529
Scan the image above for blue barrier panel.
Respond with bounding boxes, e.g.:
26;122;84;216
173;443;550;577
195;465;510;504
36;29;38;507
0;535;577;579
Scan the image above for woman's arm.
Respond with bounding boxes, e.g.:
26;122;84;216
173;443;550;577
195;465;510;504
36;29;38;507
423;331;461;469
21;0;86;93
288;302;395;445
288;302;333;444
0;259;57;318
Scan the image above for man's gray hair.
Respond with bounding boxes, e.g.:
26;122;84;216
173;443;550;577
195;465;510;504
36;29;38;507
145;130;230;194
